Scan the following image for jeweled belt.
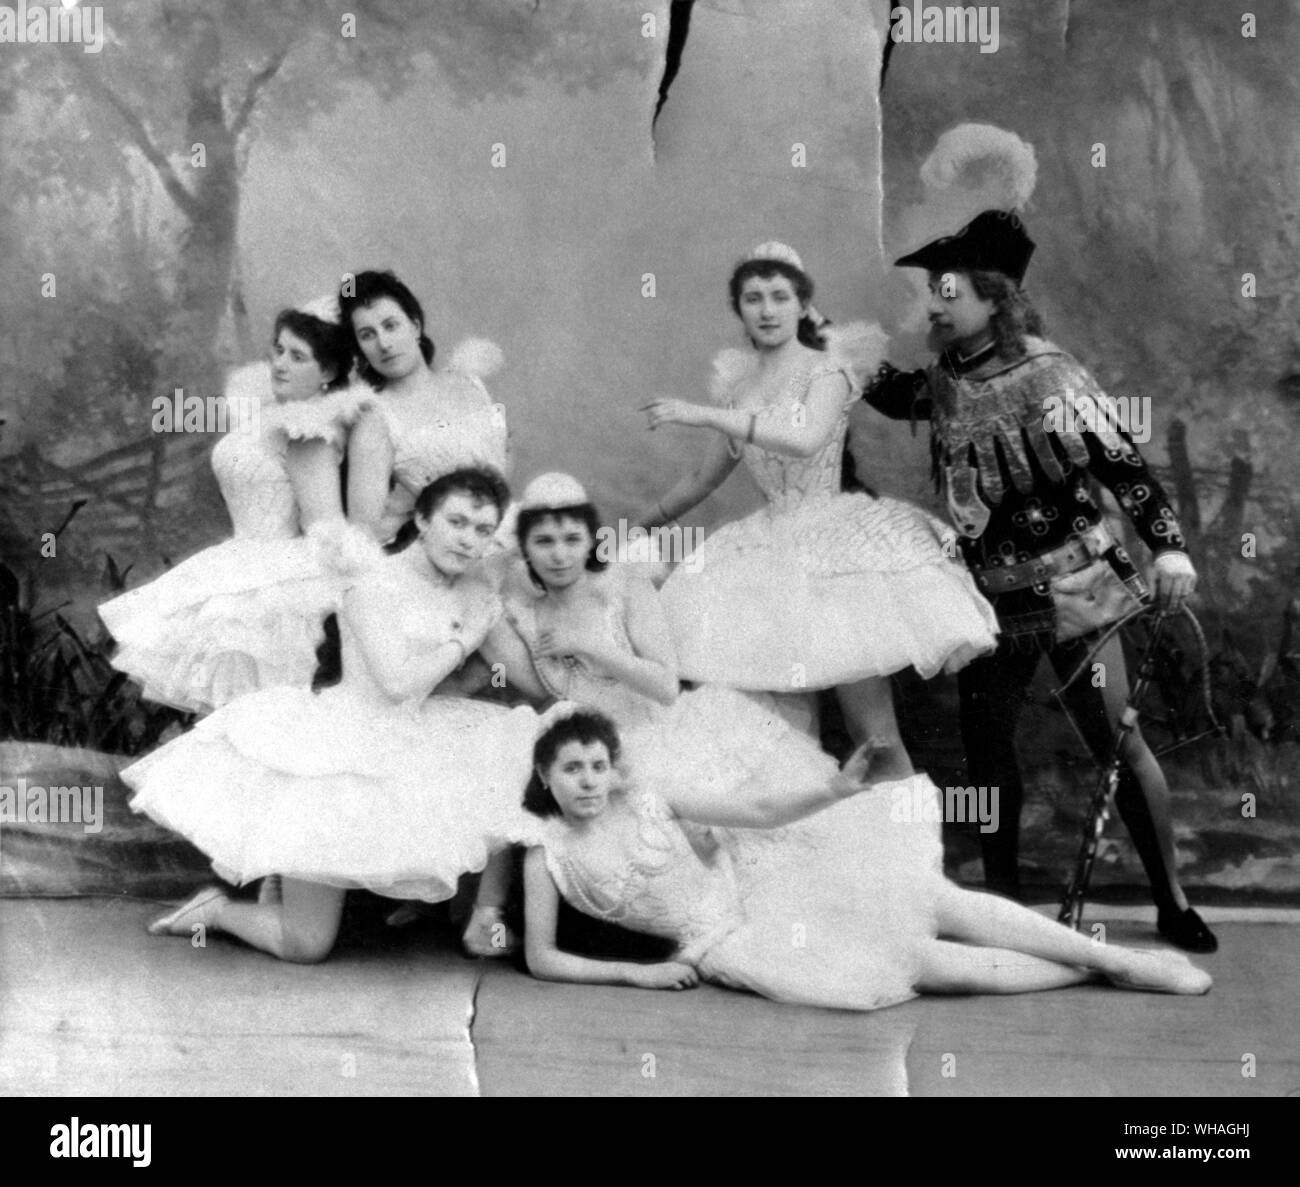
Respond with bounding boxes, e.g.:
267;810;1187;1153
971;522;1115;595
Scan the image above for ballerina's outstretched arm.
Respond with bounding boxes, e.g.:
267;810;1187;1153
522;848;699;991
642;370;851;462
637;432;738;528
659;739;894;829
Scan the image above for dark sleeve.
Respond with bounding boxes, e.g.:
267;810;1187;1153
1080;431;1189;556
861;363;933;422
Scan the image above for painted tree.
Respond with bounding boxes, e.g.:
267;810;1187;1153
0;0;643;553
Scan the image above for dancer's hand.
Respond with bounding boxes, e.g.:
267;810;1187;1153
832;738;901;797
1150;551;1197;611
641;398;710;430
535;621;618;667
631;961;700;990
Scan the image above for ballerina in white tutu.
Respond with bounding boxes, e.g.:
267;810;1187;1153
98;301;370;713
639;243;1000;771
521;708;1212;1007
339;270;509;547
125;467;538;963
462;472;864;954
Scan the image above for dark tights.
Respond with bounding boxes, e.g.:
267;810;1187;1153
958;634;1179;910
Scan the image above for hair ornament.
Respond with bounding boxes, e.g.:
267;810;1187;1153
297;294;343;326
519;472;589;512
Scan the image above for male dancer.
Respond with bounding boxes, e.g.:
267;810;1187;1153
858;210;1215;952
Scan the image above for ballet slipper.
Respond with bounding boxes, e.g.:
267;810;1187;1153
1107;948;1212;996
147;887;230;937
462;905;519;958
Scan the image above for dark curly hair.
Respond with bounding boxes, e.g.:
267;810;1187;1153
728;258;827;350
272;309;352;391
523;710;623;818
516;504;608;590
959;268;1046;358
338;270;436;387
414;466;510;522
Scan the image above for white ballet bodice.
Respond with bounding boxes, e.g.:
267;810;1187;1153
211;429;298;538
337;557;501;709
370;372;509;541
733;361;854;513
503;571;662;728
210;384;365;539
542;790;744;957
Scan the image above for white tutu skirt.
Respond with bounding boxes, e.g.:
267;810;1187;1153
99;537;339;714
618;685;838;809
698;775;947;1011
123;688;539;902
660;493;999;689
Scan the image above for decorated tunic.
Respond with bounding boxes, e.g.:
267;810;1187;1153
862;337;1189;638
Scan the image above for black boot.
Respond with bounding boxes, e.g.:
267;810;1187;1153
1157;906;1218;953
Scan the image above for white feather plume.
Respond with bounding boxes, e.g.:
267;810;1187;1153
919;123;1038;210
823;321;890;390
447;338;505;380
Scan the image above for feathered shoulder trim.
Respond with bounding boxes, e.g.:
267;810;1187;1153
446;338;505;382
707;347;760;406
306;519;386;577
267;382;374;445
817;321;889;393
707;321;889;405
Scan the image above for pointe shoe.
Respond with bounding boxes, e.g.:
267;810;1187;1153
1109;948;1212;995
147;887;229;937
1157;906;1218;953
462;906;519;958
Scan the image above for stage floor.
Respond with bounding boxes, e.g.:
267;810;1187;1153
1;899;1295;1097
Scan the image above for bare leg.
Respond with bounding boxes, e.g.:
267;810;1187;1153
214;878;345;963
917;939;1096;994
835;676;913;777
464;850;519;957
930;881;1210;993
154;879;346;963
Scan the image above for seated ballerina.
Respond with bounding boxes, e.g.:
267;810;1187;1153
521;709;1213;1006
460;472;885;956
99;299;369;713
124;467;537;963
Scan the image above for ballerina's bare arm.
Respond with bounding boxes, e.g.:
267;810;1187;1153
344;410;395;540
638;432;739;527
284;438;345;529
595;572;678;705
643;370;851;461
477;617;551;701
658;740;890;829
522;848;699;990
342;580;471;701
